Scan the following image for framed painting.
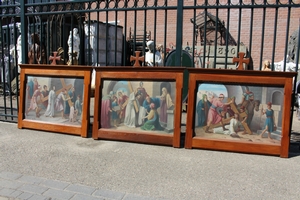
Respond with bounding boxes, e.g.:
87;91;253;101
185;68;296;158
92;67;184;147
18;64;92;137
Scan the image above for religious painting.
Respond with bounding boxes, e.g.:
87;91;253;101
23;76;84;125
92;67;184;147
185;68;296;158
18;64;92;137
194;83;283;144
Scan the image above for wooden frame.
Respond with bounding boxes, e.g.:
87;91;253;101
185;68;296;158
18;64;92;137
92;67;184;147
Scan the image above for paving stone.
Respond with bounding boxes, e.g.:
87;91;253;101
0;180;23;190
18;184;48;195
65;184;96;195
39;179;69;190
71;194;106;200
0;188;15;197
93;189;125;200
28;195;50;200
17;176;46;185
0;172;22;181
122;194;161;200
17;192;33;200
9;190;23;198
43;188;75;200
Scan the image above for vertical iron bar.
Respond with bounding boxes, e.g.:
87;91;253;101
87;10;91;66
192;0;196;68
259;4;266;70
225;0;231;68
153;3;157;65
105;9;109;65
248;0;254;70
96;6;100;66
115;10;118;66
271;3;279;71
21;0;28;64
133;8;137;55
175;0;183;66
213;1;219;69
283;3;291;71
163;0;168;66
237;0;242;56
123;9;128;66
203;5;208;68
143;6;147;66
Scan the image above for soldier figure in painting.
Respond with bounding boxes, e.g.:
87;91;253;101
117;91;128;123
75;95;82;121
136;81;148;106
204;94;232;133
26;85;43;118
41;85;49;110
239;90;260;128
260;102;276;140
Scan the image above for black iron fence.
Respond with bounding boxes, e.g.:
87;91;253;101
0;0;299;122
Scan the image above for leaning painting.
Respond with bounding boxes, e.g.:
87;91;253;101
18;64;92;137
24;76;84;125
195;83;283;144
185;68;296;157
93;67;184;147
100;80;175;133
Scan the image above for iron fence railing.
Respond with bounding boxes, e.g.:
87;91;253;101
0;0;299;122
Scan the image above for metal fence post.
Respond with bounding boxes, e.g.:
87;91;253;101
175;0;183;66
20;0;28;64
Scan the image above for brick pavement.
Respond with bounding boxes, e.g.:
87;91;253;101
0;171;161;200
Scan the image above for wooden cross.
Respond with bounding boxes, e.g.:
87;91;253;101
130;51;144;67
232;52;250;70
40;82;72;103
60;78;73;107
49;51;61;65
227;98;252;134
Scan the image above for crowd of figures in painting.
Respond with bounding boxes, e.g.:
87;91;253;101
195;83;284;144
101;80;175;134
25;76;84;125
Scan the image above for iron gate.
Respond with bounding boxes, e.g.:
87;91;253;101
0;0;299;122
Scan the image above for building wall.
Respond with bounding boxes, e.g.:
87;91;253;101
89;0;300;69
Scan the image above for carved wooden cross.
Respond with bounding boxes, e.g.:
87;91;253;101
49;52;61;65
130;51;144;67
232;52;250;70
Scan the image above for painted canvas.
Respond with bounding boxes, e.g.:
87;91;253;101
100;80;176;134
24;75;84;125
194;82;284;144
